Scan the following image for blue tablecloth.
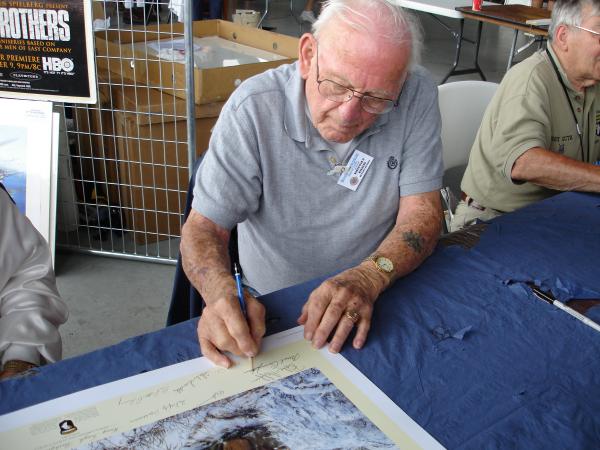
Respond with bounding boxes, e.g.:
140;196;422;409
2;192;599;449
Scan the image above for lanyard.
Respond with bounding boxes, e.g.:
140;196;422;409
545;49;587;162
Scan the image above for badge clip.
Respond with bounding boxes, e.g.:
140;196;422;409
327;164;347;176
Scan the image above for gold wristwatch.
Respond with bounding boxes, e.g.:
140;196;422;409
365;255;394;276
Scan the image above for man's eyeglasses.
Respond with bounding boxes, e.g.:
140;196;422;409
314;43;401;115
572;25;600;43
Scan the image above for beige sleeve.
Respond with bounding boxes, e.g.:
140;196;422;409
492;77;552;184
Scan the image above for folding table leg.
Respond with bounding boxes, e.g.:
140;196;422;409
441;18;466;84
257;0;270;28
511;34;546;69
507;29;519;72
472;22;486;81
440;19;486;84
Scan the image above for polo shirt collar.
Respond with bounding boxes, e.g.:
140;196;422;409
283;62;390;149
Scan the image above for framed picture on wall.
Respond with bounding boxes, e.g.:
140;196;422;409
0;98;55;249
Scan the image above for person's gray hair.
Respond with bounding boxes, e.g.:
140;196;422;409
548;0;600;42
311;0;423;67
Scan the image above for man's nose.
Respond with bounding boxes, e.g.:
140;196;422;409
337;95;363;121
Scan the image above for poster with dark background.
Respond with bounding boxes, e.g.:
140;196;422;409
0;0;96;103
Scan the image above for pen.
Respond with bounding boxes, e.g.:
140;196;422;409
234;263;246;316
529;284;600;333
234;263;254;370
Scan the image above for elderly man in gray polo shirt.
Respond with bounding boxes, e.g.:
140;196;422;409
181;0;443;368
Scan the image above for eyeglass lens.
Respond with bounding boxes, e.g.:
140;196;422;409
317;80;393;114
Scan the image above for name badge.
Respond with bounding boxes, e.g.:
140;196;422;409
337;150;373;191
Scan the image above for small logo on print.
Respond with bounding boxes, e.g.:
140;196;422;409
59;419;77;435
558;144;565;154
387;156;398;169
350;176;360;186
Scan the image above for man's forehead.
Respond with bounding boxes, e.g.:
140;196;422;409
319;31;410;61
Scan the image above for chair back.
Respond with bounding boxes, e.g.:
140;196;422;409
438;80;499;198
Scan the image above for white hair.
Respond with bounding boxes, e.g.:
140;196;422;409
311;0;423;67
548;0;600;42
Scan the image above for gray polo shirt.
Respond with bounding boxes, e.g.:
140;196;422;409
193;62;443;294
461;46;600;212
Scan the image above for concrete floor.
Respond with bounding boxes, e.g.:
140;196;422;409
55;0;540;360
55;252;174;359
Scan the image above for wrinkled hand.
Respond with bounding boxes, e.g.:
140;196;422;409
298;266;383;353
0;369;21;381
198;283;266;369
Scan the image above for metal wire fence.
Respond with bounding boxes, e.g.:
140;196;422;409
56;0;198;264
55;0;298;263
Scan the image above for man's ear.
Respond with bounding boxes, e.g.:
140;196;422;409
298;33;315;80
553;24;570;52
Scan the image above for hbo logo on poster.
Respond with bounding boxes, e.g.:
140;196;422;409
42;57;74;74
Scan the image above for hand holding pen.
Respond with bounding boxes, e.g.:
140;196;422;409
196;264;265;369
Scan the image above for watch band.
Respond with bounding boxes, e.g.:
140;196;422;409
2;360;37;373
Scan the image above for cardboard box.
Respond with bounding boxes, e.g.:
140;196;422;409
111;86;223;243
76;76;224;243
95;20;298;105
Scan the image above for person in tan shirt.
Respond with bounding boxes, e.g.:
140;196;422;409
451;0;600;231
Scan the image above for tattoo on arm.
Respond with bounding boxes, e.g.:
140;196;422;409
402;231;425;253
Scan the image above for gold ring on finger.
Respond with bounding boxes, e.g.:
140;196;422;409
345;310;360;324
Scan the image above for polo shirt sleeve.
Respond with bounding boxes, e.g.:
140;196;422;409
397;72;444;196
192;96;263;230
493;73;552;184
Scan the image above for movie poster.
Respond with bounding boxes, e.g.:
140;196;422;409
0;0;96;103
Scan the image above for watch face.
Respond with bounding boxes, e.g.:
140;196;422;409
376;256;394;273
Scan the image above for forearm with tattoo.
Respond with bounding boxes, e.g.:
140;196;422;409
365;192;442;292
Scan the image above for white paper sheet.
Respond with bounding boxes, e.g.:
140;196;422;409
136;36;286;68
0;327;445;449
